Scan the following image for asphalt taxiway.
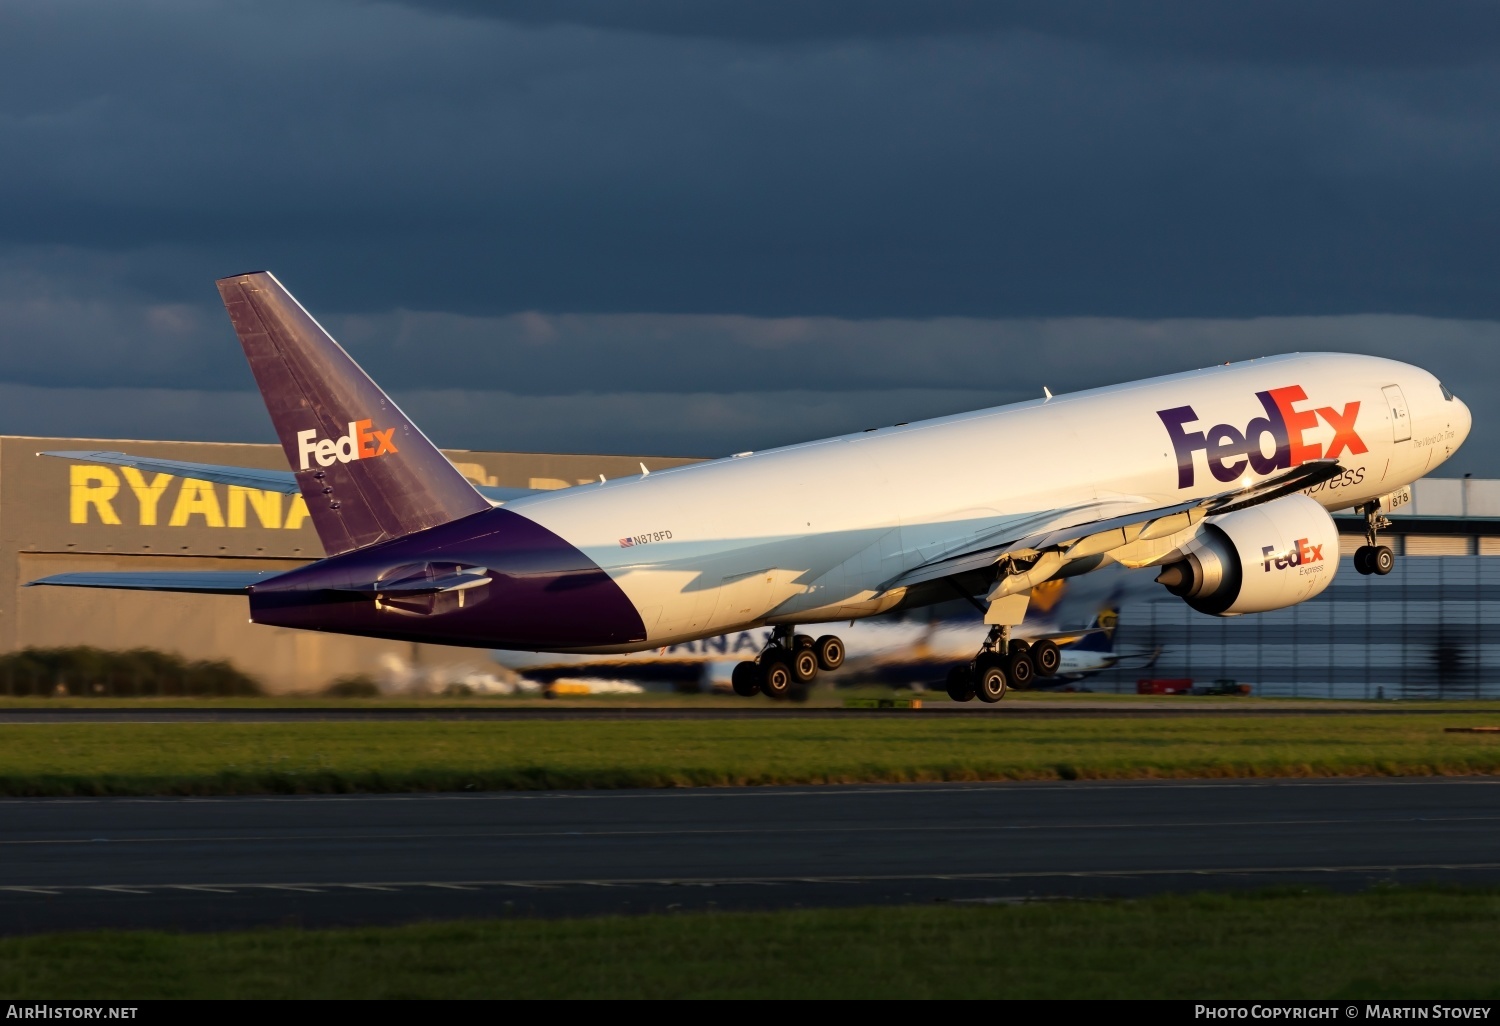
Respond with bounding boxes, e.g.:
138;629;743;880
1;777;1497;934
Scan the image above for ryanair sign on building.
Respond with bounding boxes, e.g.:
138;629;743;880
69;465;313;530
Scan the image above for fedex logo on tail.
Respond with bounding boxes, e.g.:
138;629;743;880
1262;538;1324;573
297;420;399;470
1157;386;1366;489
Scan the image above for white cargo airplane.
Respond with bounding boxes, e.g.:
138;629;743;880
32;273;1472;703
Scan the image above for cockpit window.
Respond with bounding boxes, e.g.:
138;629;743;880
1440;382;1455;401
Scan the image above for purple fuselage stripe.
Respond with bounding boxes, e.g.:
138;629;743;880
248;508;646;650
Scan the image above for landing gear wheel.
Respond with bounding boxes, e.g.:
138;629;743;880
945;665;975;703
1031;639;1062;678
791;648;820;684
793;634;816;650
1354;546;1375;576
975;663;1008;703
1008;639;1031;656
1003;651;1035;689
731;661;761;697
814;635;845;672
761;657;794;700
1373;545;1395;576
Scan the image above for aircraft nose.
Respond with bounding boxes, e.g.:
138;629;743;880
1454;393;1473;448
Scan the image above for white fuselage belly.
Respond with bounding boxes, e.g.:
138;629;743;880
506;353;1467;653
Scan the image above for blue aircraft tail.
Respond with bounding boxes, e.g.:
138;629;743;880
1068;608;1119;653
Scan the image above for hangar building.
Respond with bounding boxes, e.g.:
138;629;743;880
0;436;696;692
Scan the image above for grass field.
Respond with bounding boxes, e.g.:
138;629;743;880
0;711;1497;794
4;889;1498;999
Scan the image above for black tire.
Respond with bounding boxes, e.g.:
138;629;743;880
945;665;975;703
794;634;816;650
1373;545;1395;576
1031;639;1062;677
1009;639;1031;655
762;657;794;700
1354;546;1374;576
1004;651;1034;689
814;635;845;672
975;663;1008;703
731;661;761;697
791;648;820;683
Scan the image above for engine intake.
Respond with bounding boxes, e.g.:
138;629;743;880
1154;493;1340;616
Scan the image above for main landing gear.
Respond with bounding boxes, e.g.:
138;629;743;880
731;627;845;701
1353;501;1396;577
944;627;1062;704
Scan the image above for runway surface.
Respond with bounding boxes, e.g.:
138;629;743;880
1;777;1498;934
1;703;1492;722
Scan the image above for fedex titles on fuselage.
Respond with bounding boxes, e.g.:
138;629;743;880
1157;385;1365;489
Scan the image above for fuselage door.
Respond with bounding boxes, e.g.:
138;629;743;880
1382;385;1412;442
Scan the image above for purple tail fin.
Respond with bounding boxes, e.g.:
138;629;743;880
217;272;490;556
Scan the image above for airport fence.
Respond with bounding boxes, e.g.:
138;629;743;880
1093;553;1500;699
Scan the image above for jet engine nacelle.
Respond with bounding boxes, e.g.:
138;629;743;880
1154;494;1340;616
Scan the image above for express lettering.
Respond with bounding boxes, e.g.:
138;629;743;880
1261;537;1324;573
296;420;398;471
1158;386;1367;489
1303;466;1367;496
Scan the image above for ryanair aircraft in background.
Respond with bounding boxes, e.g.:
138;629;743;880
494;577;1156;696
31;273;1471;703
495;606;1151;697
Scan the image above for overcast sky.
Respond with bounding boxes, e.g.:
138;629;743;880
2;1;1497;472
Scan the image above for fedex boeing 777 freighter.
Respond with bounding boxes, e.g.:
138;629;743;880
31;273;1471;702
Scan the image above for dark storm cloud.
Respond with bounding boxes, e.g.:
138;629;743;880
404;0;1500;69
0;1;1498;470
2;0;1499;321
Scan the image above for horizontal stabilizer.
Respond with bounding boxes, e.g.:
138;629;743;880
26;571;283;594
40;451;299;493
474;484;544;505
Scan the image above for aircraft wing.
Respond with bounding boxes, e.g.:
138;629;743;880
25;571;283;593
890;459;1343;589
1019;626;1105;645
39;451;540;506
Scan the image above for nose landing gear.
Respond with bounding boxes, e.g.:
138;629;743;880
730;626;845;701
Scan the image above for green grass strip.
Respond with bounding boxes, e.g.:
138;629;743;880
5;889;1500;999
0;716;1497;795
